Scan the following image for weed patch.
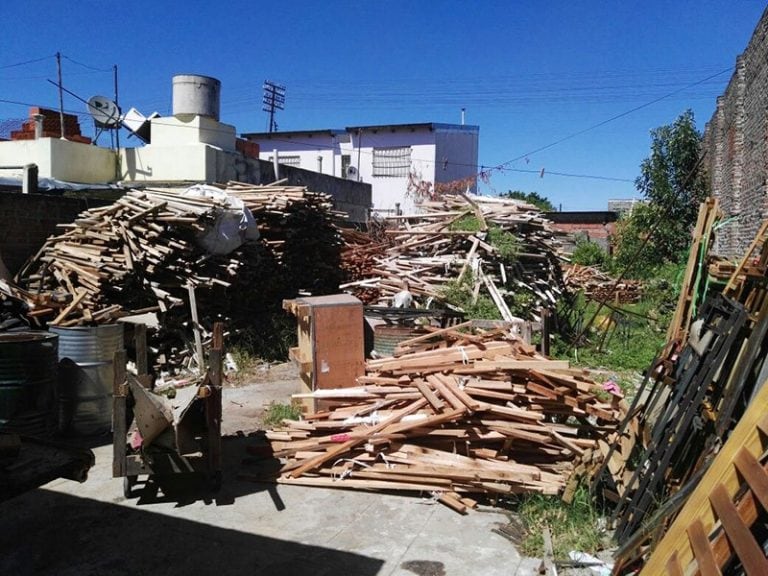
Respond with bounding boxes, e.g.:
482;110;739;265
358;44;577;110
515;486;605;559
262;401;302;428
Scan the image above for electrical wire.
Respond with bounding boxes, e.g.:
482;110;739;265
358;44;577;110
61;55;113;73
491;67;733;170
0;55;54;70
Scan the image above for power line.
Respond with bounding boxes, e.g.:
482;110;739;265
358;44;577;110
493;67;733;170
61;54;112;73
0;55;54;70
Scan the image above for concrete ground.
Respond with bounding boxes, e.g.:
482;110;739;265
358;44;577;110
0;364;546;576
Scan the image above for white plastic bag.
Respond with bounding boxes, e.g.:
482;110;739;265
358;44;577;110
182;184;260;255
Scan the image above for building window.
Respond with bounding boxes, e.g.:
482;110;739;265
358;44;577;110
372;146;411;177
341;154;351;178
267;154;301;167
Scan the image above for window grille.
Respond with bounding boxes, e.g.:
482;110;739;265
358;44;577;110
372;146;411;177
267;154;301;167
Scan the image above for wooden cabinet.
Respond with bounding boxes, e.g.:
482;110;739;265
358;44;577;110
284;295;365;405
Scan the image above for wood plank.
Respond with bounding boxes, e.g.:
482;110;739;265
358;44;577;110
414;379;445;412
665;553;683;576
733;448;768;511
287;398;428;478
686;519;721;576
709;483;768;576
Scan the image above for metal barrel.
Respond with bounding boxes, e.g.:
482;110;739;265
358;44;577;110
50;324;124;436
0;331;58;437
372;324;423;358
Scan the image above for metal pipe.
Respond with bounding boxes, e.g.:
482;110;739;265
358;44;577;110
273;148;280;180
56;52;65;139
33;114;44;139
317;155;323;174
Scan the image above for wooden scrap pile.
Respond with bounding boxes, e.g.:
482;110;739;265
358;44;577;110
245;327;627;512
563;264;643;304
14;188;228;326
339;229;387;304
5;183;344;365
339;194;567;321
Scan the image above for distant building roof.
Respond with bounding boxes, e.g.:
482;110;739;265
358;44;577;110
240;128;346;139
242;122;479;140
544;211;618;224
345;122;479;133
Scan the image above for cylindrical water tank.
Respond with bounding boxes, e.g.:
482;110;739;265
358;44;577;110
0;331;58;437
51;324;124;437
172;74;221;121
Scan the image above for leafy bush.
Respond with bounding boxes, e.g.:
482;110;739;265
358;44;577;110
440;274;501;320
488;226;520;261
571;240;607;267
449;214;483;232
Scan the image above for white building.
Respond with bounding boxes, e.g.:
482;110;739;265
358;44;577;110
242;122;480;214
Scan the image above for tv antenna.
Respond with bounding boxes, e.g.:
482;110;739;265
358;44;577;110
262;80;285;133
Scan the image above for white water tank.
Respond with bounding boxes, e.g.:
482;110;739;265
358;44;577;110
172;74;221;121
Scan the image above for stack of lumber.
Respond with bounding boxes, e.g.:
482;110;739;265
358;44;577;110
7;182;345;364
226;181;345;299
339;229;387;304
339;194;567;322
16;188;227;326
563;264;642;304
244;328;627;512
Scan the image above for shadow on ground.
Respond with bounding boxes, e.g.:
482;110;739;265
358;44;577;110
0;487;385;576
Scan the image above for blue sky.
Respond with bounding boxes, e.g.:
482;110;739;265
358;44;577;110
1;1;765;210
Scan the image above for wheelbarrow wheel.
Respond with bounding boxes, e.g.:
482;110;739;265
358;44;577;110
123;475;138;498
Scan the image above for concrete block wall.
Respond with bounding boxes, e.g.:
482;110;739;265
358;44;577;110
704;7;768;257
0;192;106;275
220;151;372;224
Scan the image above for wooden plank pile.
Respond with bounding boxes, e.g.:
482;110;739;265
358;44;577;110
244;328;627;512
339;194;567;322
3;182;345;366
563;264;643;304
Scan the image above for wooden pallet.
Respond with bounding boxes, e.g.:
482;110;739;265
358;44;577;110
666;198;721;345
639;379;768;575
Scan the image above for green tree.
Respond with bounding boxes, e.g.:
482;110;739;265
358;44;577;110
501;190;556;212
610;204;664;278
634;109;709;262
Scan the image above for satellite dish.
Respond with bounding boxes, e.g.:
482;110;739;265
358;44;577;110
346;165;358;180
87;95;120;128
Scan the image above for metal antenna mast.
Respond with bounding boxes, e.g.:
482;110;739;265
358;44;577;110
262;80;285;133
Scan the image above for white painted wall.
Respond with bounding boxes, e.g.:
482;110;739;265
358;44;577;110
120;144;214;182
255;134;341;175
0;138;116;183
151;116;236;151
245;125;479;214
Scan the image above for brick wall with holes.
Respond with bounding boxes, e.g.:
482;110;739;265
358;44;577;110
704;7;768;258
0;192;106;275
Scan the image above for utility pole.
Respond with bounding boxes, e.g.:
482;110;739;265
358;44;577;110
262;81;285;133
56;52;65;139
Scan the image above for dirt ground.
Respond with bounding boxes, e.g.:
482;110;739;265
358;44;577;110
221;361;303;435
